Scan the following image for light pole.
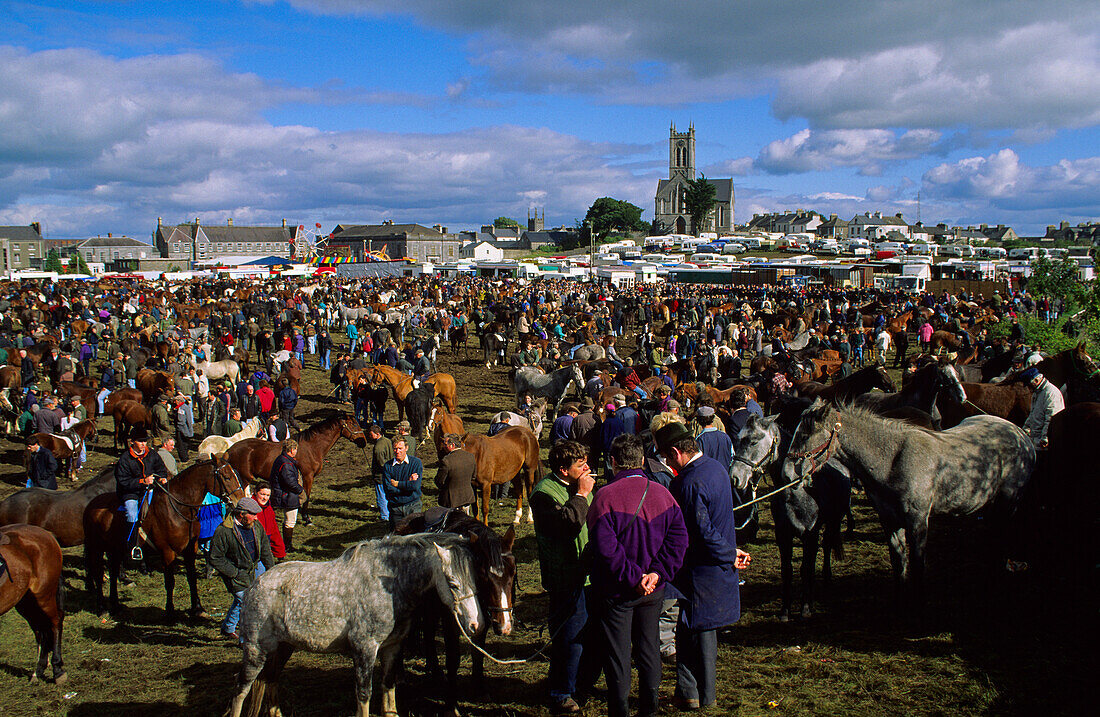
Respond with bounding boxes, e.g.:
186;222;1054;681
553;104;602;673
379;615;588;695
587;220;595;283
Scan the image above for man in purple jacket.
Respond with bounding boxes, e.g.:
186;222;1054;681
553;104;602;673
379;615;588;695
588;433;689;717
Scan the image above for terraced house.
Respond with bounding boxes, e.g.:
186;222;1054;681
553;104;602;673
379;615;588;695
0;223;44;271
155;218;297;263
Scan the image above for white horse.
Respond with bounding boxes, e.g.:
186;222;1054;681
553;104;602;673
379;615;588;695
190;356;240;384
197;417;263;458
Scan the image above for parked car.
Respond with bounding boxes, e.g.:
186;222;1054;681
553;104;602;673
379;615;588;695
722;242;747;255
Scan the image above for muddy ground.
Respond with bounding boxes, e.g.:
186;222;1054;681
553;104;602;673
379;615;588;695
0;335;1090;716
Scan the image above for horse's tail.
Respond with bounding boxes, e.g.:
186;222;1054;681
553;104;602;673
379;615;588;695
56;572;66;616
831;532;846;562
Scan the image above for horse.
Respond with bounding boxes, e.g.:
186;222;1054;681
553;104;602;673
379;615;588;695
1002;344;1100;405
429;404;465;460
731;413;849;621
937;381;1032;428
489;398;547;438
278;356;302;394
26;419;97;482
395;510;517;716
512;364;584;412
782;400;1035;612
225;414;366;514
370;364;458;418
0;465;115;547
857;362;967;426
189;357;240;385
224;533;485;717
795;365;896;404
0;524;66;684
82;455;247;617
135;368;176;403
108;399;155;449
463;425;541;525
481;330;507;369
55;380;100;416
197;416;262;458
404;383;436;440
104;387;143;413
571;344;605;362
449;323;469;358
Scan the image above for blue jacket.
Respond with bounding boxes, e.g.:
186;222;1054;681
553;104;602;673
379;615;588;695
278;386;298;411
696;427;734;473
667;453;741;630
382;456;424;506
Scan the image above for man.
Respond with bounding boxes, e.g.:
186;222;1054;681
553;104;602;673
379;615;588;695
268;412;291;442
600;401;626;475
175;394;194;462
203;390;226;438
435;432;477;514
33;397;62;435
69;395;87;423
1021;367;1065;448
269;439;304;551
157;436;179;477
727;388;763;436
369;423;394;522
587;434;688;717
382;437;424;529
114;426;168;563
278;380;300;430
551;404;579;444
224;407;243;438
152;395;172;445
530;439;598;714
394;420;417;457
412;348;431;381
208;496;275;641
653;415;751;710
694;406;734;475
569;396;601;474
26;436;59;490
240;383;261;421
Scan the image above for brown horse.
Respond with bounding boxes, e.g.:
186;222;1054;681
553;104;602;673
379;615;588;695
673;382;758;408
463;425;540;526
278;356;302;394
82;455;247;617
0;364;21;391
136;368;175;403
938;381;1032;428
108;399;155;449
370;364;458;419
0;524;66;684
26;419;98;482
428;403;465;460
55;380;100;416
226;413;366;509
0;465;115;546
104;387;144;412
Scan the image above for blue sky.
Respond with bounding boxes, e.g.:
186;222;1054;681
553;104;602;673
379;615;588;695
1;0;1097;240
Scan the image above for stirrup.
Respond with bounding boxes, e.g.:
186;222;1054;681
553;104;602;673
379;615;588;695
131;545;144;562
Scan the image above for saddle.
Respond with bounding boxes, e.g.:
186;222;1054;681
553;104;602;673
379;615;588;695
421;506;454;533
49;433;76;453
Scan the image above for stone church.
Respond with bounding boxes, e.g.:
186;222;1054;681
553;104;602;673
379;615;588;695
653;123;735;235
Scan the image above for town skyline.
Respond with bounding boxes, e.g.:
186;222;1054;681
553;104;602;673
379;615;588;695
1;0;1097;240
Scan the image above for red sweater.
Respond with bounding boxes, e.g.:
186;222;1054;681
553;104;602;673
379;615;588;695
257;503;285;559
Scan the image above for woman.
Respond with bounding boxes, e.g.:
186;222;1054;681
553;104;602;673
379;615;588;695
251;481;286;565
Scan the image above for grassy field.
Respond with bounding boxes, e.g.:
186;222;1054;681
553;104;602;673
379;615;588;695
0;337;1090;716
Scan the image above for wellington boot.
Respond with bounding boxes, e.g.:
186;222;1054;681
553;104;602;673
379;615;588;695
283;526;294;553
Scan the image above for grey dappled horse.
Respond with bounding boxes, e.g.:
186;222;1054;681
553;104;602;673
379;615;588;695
225;534;485;717
511;364;583;411
782;400;1035;611
732;413;850;620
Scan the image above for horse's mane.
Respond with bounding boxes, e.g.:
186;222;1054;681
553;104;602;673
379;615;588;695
832;400;935;435
339;533;469;563
297;414;346;442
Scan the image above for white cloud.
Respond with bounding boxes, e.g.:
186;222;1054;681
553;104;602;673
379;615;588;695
923;149;1100;212
721;128;944;176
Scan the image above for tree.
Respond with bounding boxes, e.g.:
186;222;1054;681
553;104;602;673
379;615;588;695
1028;255;1085;307
583;197;645;240
493;216;522;230
684;175;716;236
43;249;63;272
69;254;91;275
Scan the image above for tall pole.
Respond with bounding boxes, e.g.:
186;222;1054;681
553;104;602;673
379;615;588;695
588;220;595;283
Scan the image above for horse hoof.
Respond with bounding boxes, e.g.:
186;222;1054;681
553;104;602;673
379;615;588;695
28;673;39;685
53;672;68;686
801;606;813;620
778;613;790;623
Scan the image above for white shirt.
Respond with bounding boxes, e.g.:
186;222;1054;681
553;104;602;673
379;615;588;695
1024;379;1065;445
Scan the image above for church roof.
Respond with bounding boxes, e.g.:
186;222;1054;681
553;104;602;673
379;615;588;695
656;177;734;200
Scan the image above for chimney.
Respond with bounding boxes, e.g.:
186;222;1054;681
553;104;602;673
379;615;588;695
31;221;41;236
107;232;112;238
1060;221;1070;230
895;213;903;220
979;223;987;230
228;218;233;227
282;218;287;228
195;217;200;226
829;214;837;220
157;217;162;227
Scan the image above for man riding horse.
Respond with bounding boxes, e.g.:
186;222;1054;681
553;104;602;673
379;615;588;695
114;426;169;565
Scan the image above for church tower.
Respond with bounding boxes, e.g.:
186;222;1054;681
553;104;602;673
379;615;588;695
669;122;695;180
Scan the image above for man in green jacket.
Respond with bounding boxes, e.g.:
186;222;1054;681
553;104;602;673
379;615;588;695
208;496;274;641
529;439;598;714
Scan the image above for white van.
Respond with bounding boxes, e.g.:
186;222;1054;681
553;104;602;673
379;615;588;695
1009;247;1041;260
975;246;1007;259
845;239;870;253
688;252;723;264
874;241;906;254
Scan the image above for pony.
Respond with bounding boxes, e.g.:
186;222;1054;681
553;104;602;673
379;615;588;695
395;510;517;716
795;365;896;404
225;414;366;517
489;397;548;437
463;425;541;525
189;357;241;385
937;381;1032;428
0;465;115;547
108;399;155;449
0;524;66;684
481;330;508;369
429;404;465;460
857;362;967;426
370;364;459;418
135;368;176;403
82;455;247;617
25;419;97;482
782;400;1035;611
731;413;849;621
224;534;485;717
197;416;262;458
571;344;605;362
449;322;469;358
511;364;584;412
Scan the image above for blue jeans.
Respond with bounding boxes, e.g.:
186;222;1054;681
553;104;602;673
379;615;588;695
97;388;110;414
374;483;390;521
223;590;246;634
123;498;140;523
320;349;331;370
633;386;648;399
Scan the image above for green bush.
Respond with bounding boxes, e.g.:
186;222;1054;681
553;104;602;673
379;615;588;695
989;314;1100;354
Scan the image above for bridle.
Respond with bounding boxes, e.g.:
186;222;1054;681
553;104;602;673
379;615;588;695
788;412;843;481
153;456;247;521
1070;349;1100;381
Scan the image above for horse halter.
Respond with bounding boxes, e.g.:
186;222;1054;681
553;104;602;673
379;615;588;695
788;411;843;481
733;431;779;485
1071;349;1100;380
